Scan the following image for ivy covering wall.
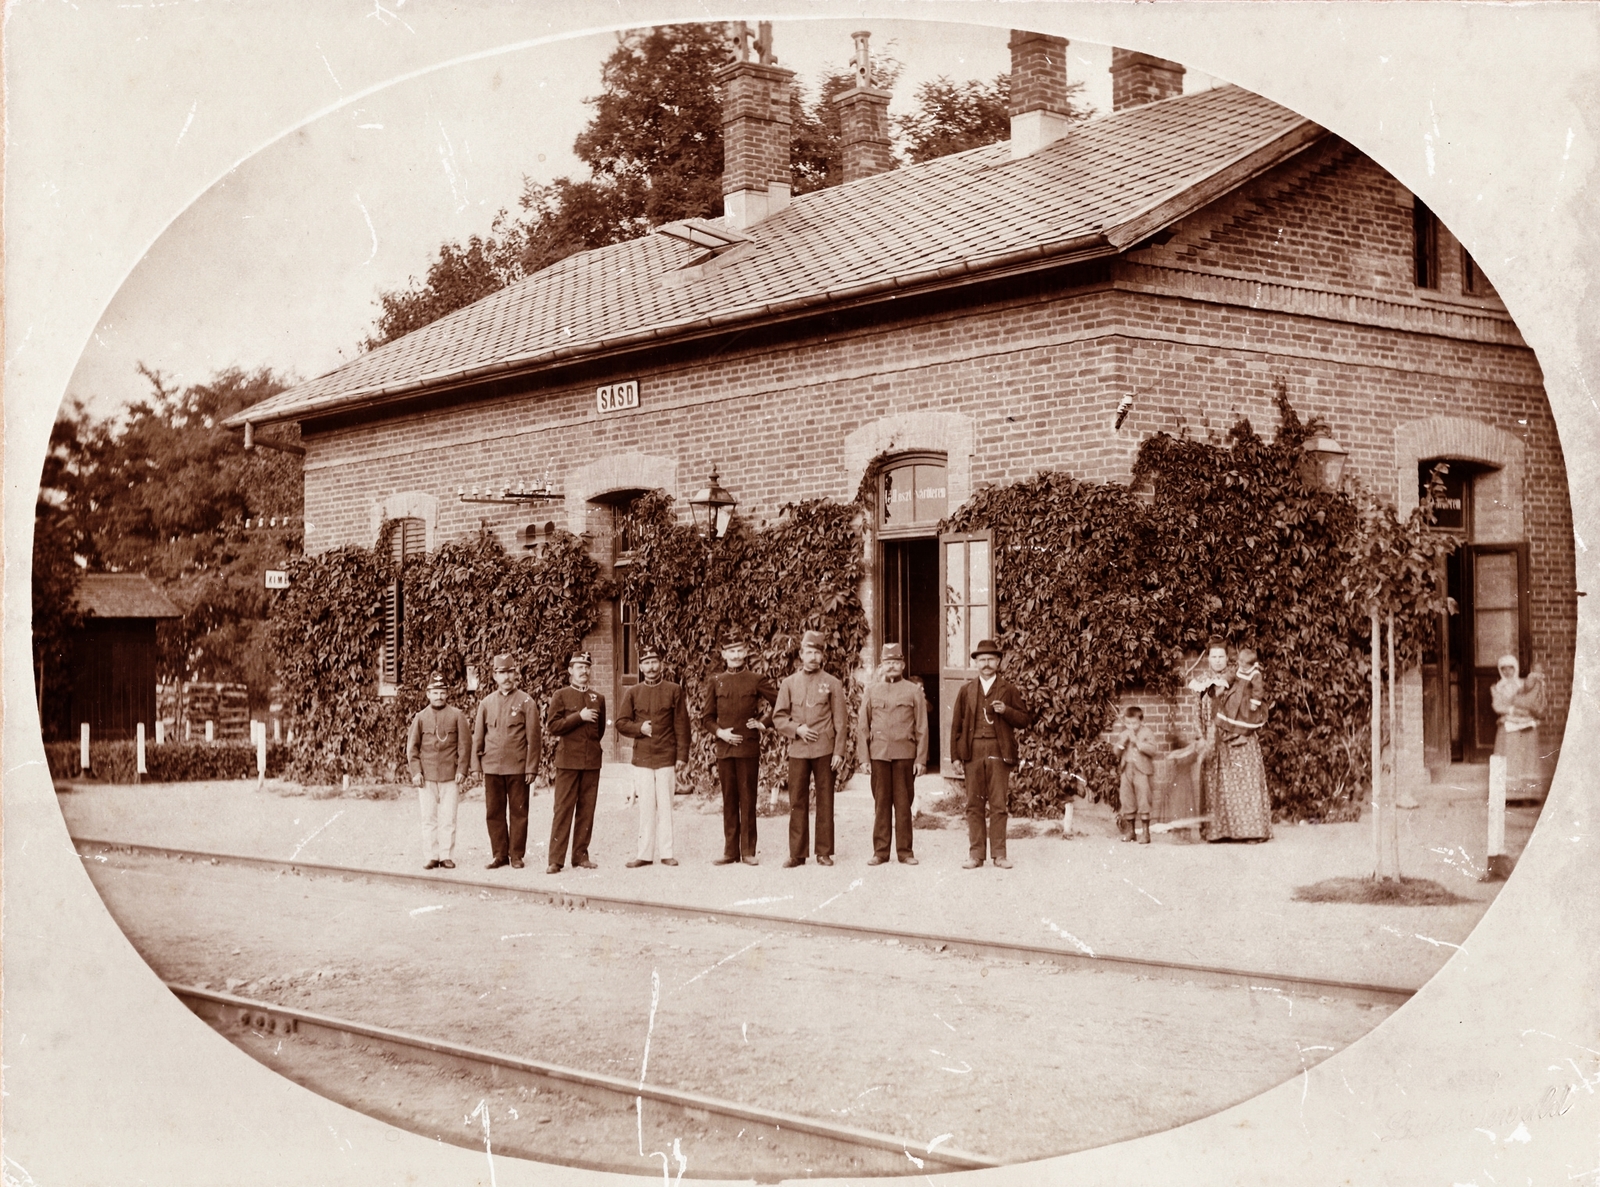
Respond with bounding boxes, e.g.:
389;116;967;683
942;391;1451;821
270;529;607;783
619;494;870;799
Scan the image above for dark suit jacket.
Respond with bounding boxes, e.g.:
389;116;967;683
702;669;778;760
949;676;1034;766
547;685;606;770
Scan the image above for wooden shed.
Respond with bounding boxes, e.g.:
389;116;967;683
58;573;181;741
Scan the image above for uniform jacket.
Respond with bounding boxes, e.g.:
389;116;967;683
774;668;848;760
949;675;1034;766
547;685;606;770
472;689;541;776
407;703;471;783
857;677;929;765
616;679;690;769
702;669;778;760
1112;721;1161;775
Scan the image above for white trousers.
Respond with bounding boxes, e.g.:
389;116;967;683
419;779;459;860
635;766;676;860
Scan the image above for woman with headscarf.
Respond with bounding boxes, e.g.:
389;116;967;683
1491;654;1546;799
1189;637;1273;842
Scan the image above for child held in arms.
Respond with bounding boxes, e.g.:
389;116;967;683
1213;645;1268;747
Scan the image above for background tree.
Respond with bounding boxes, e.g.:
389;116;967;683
33;413;88;733
43;366;302;716
790;55;905;194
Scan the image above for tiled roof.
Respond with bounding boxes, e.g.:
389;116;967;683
75;573;183;620
233;86;1318;428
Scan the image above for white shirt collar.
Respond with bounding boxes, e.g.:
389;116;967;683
979;674;997;695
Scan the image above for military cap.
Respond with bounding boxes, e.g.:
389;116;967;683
569;651;593;667
426;671;449;691
638;645;663;662
491;652;517;671
879;642;905;662
801;629;827;650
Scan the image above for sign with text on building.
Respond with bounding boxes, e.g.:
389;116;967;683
596;380;640;414
264;570;291;589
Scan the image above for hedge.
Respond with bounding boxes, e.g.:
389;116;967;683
46;740;289;783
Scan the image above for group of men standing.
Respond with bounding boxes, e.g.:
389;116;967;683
405;631;1033;873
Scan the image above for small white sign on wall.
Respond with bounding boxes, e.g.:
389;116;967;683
264;569;290;589
596;380;640;414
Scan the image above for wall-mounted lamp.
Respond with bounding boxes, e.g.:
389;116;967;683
1300;436;1350;492
688;468;737;539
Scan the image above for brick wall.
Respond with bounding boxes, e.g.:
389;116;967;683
835;87;894;183
1007;31;1072;117
717;60;794;196
1110;49;1185;111
299;137;1574;769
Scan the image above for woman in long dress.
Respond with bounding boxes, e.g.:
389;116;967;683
1192;639;1273;842
1491;654;1545;800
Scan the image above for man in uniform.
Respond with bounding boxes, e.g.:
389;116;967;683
546;651;605;873
856;642;928;866
616;646;690;868
949;637;1034;869
702;631;777;865
471;653;541;870
407;671;472;869
774;629;847;867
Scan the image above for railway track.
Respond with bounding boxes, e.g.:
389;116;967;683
174;982;998;1175
75;836;1415;1006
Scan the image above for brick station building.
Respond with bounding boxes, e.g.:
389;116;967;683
230;32;1574;791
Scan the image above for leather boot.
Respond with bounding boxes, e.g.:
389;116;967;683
1119;815;1136;842
1138;816;1151;844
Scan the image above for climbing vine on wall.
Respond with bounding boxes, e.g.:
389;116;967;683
943;387;1453;821
620;493;870;799
271;528;607;783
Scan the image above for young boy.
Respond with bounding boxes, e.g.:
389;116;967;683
1111;705;1163;844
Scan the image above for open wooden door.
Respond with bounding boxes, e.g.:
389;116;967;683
1463;543;1531;762
938;529;992;772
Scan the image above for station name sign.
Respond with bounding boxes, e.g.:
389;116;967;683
596;380;640;414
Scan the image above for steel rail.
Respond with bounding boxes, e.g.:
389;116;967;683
78;837;1415;1007
171;982;998;1173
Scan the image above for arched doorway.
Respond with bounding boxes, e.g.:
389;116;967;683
875;455;947;769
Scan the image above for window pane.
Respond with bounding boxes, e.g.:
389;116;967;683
946;604;966;670
1474;552;1517;610
945;541;966;603
969;539;990;605
1476;608;1519;668
969;604;990;648
913;464;947;522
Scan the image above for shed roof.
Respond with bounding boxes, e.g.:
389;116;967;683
75;573;183;620
231;85;1320;429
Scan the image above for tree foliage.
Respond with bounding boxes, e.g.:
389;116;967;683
37;367;300;719
270;528;608;783
943;387;1453;821
620;494;870;797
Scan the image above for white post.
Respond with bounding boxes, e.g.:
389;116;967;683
342;773;350;794
136;722;147;779
1370;605;1383;879
184;718;192;742
81;722;91;773
155;720;165;746
254;721;267;787
272;718;281;743
205;719;215;743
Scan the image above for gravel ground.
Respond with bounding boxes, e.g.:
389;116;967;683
59;770;1534;990
86;851;1391;1171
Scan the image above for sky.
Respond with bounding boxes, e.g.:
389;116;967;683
65;19;1215;420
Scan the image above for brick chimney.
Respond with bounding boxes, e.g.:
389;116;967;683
717;21;795;229
834;31;894;184
1110;48;1186;111
1008;30;1073;159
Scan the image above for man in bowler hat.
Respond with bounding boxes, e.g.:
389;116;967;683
471;653;541;869
546;651;605;873
773;629;847;867
856;642;928;866
949;637;1034;868
616;645;690;868
702;631;777;865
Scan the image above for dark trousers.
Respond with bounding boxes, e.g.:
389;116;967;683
717;757;759;859
871;758;916;860
965;738;1009;862
549;767;600;867
483;773;529;863
788;756;835;861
